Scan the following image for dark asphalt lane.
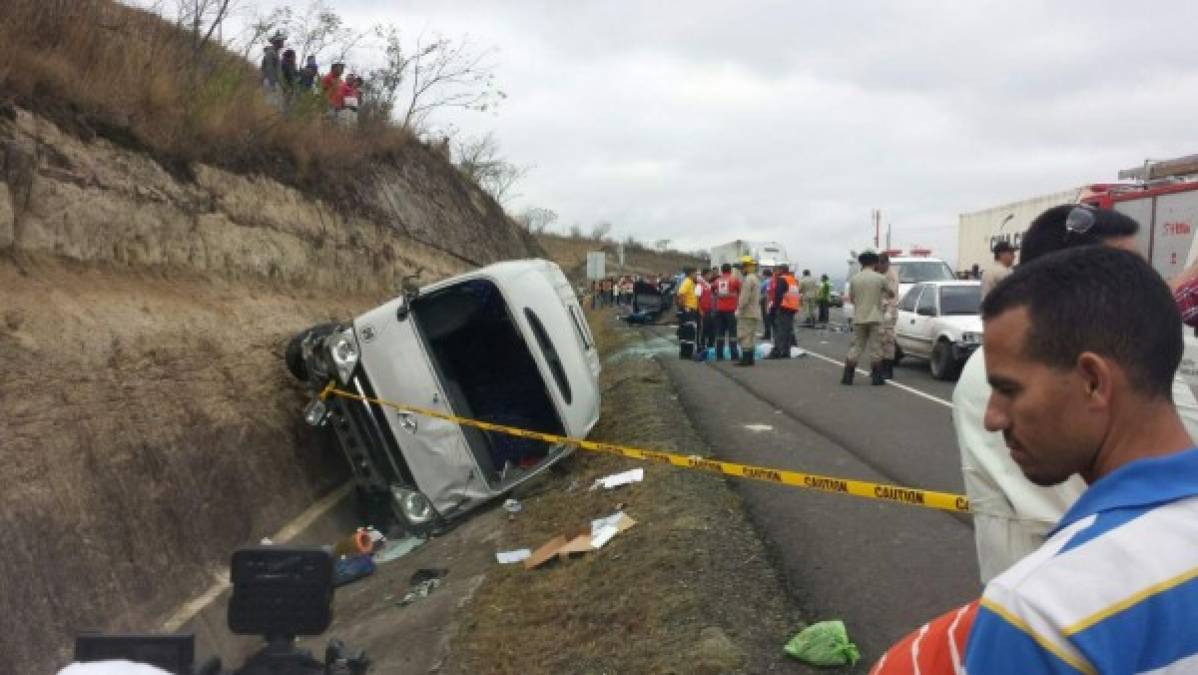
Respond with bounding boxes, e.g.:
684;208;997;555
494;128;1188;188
647;321;980;665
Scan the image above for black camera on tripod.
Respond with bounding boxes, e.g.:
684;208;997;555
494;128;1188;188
73;546;369;674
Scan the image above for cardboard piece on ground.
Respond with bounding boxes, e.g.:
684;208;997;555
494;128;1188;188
591;467;645;490
523;535;569;570
556;534;594;560
495;548;531;564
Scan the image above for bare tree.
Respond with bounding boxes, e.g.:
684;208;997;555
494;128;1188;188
516;207;558;234
174;0;233;56
591;222;613;241
398;32;504;131
654;238;672;251
453;132;527;204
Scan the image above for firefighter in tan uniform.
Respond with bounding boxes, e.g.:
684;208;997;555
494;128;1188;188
878;253;900;380
734;255;761;366
842;251;893;385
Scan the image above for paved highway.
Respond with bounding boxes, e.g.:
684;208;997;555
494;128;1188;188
648;318;981;666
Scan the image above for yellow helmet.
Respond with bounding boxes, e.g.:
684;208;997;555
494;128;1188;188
739;255;756;267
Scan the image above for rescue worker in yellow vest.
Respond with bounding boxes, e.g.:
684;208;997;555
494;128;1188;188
769;264;801;358
675;267;700;359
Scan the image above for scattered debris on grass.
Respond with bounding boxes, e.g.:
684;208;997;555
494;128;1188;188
784;620;861;667
333;554;375;587
397;569;449;607
495;549;531;564
443;311;806;673
373;536;424;564
591;467;644;490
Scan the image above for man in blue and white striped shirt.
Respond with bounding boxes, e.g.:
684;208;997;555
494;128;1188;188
965;243;1198;673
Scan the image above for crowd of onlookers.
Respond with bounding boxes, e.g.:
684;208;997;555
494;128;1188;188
588;274;674;309
259;31;361;126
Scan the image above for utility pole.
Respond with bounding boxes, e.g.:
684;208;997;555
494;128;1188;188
872;209;881;248
886;222;892;250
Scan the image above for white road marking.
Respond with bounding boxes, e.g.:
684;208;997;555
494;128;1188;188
743;423;774;432
803;349;955;410
160;481;354;631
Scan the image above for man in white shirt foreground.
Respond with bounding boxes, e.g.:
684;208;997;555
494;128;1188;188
953;203;1198;583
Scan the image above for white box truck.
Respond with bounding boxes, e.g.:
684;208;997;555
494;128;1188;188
709;240;790;271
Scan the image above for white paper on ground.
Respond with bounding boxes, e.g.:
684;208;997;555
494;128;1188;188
592;467;644;490
791;347;807;357
590;524;619;549
591;511;625;536
495;548;532;564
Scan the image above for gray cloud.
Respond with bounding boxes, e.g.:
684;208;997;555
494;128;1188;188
214;1;1198;275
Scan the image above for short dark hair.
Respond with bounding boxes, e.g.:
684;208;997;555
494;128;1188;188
858;252;879;266
1020;204;1139;265
992;241;1015;258
721;263;732;273
982;246;1180;398
762;268;773;277
777;263;789;273
803;269;811;275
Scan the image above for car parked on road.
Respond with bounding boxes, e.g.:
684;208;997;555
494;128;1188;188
285;259;601;533
894;280;983;380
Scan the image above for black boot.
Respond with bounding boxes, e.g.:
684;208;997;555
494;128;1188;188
841;364;855;385
715;340;725;360
882;359;894;380
871;365;885;385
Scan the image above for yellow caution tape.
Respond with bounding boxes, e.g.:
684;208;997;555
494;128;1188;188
319;382;971;514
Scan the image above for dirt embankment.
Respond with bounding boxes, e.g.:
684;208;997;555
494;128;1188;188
0;104;541;672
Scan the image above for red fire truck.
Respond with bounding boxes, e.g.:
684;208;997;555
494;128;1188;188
1081;181;1198;280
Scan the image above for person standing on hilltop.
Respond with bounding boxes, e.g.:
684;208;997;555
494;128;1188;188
260;31;286;110
735;256;762;366
299;55;319;90
280;49;299;109
321;61;348;120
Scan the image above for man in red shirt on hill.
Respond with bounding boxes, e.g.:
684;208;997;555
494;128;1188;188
320;61;347;118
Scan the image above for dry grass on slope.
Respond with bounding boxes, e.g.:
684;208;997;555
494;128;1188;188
0;0;412;189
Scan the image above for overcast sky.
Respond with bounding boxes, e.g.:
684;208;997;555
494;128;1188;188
173;1;1198;274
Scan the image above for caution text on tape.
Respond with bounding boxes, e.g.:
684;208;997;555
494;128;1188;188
320;383;971;514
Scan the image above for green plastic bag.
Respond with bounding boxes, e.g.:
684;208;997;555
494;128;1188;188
783;620;860;667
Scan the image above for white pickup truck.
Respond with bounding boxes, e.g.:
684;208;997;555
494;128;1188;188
286;260;601;532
